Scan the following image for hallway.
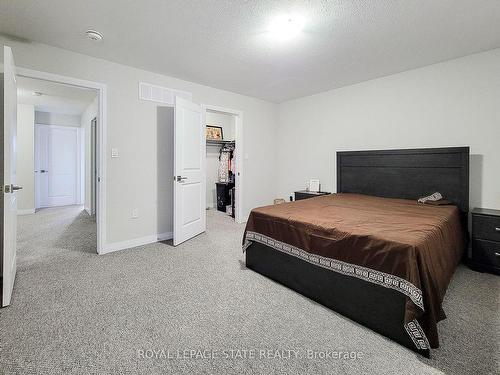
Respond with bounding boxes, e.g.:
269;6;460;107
17;206;97;268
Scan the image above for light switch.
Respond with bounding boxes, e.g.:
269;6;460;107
111;148;119;158
131;208;139;218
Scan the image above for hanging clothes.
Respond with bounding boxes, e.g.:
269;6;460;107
218;151;230;182
218;142;235;182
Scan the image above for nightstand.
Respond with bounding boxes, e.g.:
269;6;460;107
294;190;331;201
470;208;500;275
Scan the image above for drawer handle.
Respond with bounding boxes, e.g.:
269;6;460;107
495;252;500;257
495;227;500;232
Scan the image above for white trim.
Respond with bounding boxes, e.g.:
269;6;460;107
34;124;40;209
76;127;83;205
17;209;35;215
79;126;85;205
101;232;172;254
157;232;173;241
244;231;424;311
34;123;80;130
17;67;107;254
201;104;244;223
405;320;430;350
100;235;158;255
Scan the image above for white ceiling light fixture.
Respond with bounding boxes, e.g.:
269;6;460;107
85;29;103;41
268;14;305;41
32;91;43;96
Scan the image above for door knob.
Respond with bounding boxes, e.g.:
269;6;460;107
40;169;48;173
176;176;188;182
2;184;22;193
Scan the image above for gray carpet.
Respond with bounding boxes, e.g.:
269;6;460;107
0;206;499;374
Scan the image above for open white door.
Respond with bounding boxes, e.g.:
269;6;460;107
1;46;19;307
173;97;206;246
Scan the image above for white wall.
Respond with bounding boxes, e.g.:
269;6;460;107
206;111;235;140
276;48;500;210
80;97;98;212
1;36;278;250
16;104;35;213
35;111;81;127
206;111;235;208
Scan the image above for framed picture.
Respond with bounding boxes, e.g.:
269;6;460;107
308;179;320;192
206;125;223;140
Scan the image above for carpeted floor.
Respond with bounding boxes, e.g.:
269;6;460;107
0;206;499;374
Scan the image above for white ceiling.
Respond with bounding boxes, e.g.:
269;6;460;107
2;1;500;102
18;77;97;116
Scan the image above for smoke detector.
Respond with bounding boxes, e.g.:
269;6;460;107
85;30;103;41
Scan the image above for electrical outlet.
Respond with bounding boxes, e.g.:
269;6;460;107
111;148;119;158
131;208;139;218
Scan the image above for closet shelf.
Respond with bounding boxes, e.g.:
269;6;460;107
206;139;235;146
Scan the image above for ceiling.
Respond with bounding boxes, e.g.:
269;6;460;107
18;77;97;115
2;1;500;102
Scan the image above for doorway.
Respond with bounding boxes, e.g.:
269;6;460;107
170;99;244;246
205;110;236;221
203;105;244;224
16;74;102;256
16;67;107;254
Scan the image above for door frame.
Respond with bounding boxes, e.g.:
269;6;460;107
201;104;244;223
90;117;97;217
34;124;82;209
17;67;107;254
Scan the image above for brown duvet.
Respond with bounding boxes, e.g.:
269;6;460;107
243;193;464;349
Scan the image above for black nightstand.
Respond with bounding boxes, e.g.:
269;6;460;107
470;208;500;275
294;190;331;201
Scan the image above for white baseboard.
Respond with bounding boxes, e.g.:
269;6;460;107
99;231;173;255
100;234;158;255
17;209;35;215
157;232;173;241
237;212;249;224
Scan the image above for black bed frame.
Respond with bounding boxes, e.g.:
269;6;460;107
246;147;470;357
337;147;469;233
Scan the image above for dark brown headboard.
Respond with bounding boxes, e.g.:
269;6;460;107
336;147;470;214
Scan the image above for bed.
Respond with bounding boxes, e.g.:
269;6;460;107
243;147;469;357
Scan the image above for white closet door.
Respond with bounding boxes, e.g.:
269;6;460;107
173;97;206;245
